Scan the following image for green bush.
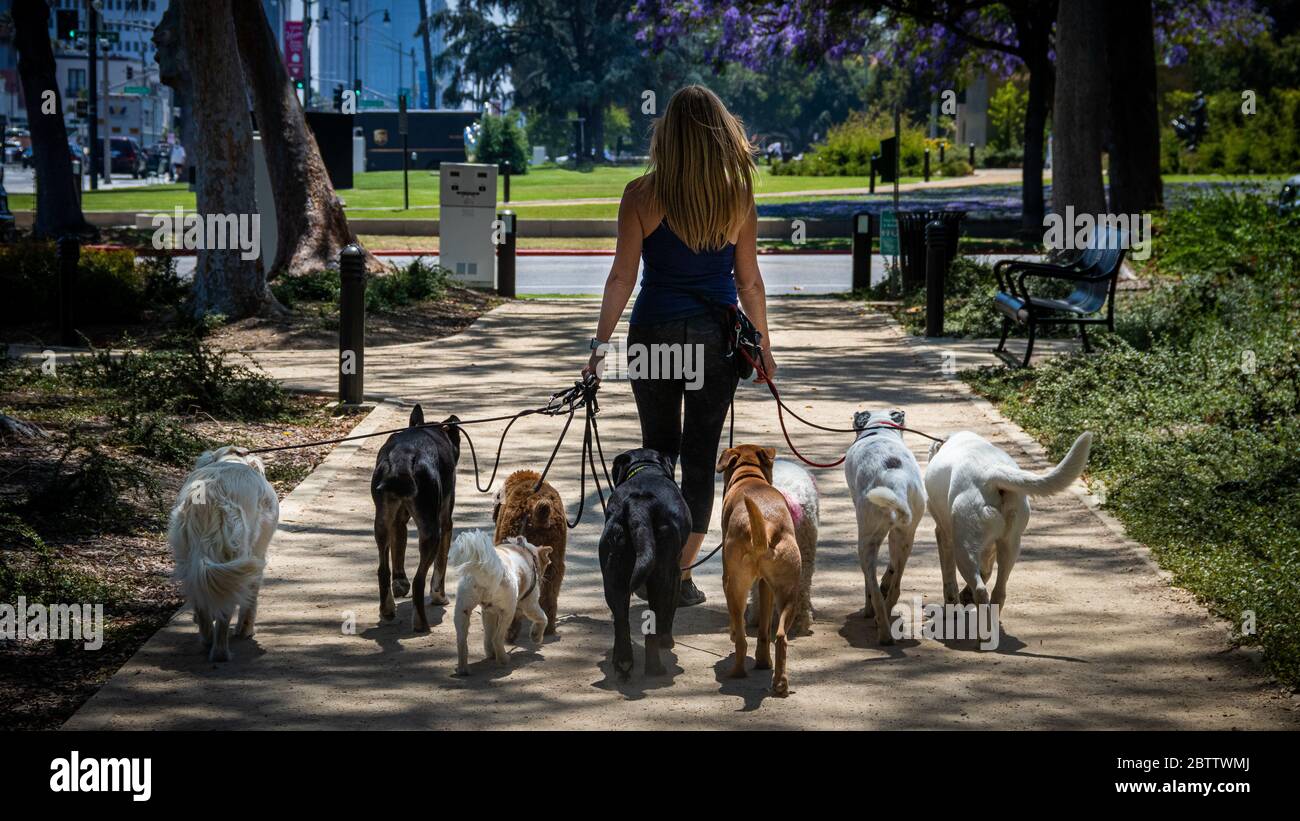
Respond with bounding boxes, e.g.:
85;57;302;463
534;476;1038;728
1161;88;1300;174
772;110;929;177
979;147;1023;168
0;513;122;606
476;113;530;173
272;258;453;313
938;158;975;177
961;189;1300;688
0;243;149;327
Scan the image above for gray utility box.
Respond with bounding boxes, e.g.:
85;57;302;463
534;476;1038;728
438;162;498;288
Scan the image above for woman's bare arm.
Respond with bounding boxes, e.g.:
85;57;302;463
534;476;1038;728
733;204;777;379
584;183;644;378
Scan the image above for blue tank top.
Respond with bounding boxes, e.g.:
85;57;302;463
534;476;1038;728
630;219;738;325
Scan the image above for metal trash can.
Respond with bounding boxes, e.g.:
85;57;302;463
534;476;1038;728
898;210;965;292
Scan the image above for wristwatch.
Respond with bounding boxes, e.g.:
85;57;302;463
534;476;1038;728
589;337;608;350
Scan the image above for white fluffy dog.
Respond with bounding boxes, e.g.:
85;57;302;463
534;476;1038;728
844;409;927;644
925;431;1092;609
169;446;279;662
747;457;820;635
450;530;553;676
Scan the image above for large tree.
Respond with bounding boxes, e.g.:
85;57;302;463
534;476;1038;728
157;0;278;319
231;0;379;277
437;0;647;161
416;0;438;108
631;0;1268;234
11;0;93;238
1052;0;1107;217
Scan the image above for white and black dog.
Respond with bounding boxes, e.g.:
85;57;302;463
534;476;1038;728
169;446;279;662
925;430;1092;609
449;530;553;676
844;409;926;644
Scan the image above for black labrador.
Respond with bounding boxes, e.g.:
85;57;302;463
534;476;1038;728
598;448;692;678
371;405;459;632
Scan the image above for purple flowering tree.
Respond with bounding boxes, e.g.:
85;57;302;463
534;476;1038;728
630;0;1268;232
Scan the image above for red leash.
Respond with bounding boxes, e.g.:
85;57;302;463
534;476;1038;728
739;348;850;469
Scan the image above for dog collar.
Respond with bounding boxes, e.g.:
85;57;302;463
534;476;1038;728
622;461;669;484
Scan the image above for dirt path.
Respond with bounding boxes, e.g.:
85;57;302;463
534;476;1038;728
66;298;1298;729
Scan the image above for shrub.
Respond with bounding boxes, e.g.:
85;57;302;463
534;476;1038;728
0;513;122;606
938;158;974;177
0;242;149;327
476;113;530;173
772;110;929;177
1161;88;1300;174
272;258;453;313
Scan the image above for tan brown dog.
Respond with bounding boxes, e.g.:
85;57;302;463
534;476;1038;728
717;445;803;696
493;470;566;639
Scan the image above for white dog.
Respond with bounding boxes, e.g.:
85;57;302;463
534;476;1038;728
449;530;553;675
747;457;820;635
844;409;927;644
169;446;279;662
925;431;1092;609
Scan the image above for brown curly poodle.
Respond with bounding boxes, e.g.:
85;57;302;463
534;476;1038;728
493;470;567;639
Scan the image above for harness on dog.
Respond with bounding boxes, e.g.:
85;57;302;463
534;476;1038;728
501;539;542;600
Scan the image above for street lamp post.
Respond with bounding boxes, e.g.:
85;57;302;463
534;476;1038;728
345;5;391;99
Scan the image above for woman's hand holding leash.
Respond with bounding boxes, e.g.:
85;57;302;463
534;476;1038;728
756;346;777;383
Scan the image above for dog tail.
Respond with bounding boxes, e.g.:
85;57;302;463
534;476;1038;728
627;510;657;594
183;553;265;617
171;499;265;617
743;497;770;555
865;486;911;526
449;529;507;589
990;432;1093;496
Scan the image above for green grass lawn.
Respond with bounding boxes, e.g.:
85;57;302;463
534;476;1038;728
7;165;931;216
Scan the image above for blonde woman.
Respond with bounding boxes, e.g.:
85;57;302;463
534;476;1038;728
582;85;775;606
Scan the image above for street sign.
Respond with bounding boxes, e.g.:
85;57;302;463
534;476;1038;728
123;86;149;95
99;31;119;43
359;99;384;109
283;21;305;81
880;210;900;256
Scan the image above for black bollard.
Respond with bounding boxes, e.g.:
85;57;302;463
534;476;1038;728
925;220;948;338
924;148;931;182
851;211;874;292
57;236;80;347
338;244;366;406
968;142;976;168
502;161;511;203
869;154;878;194
497;210;516;298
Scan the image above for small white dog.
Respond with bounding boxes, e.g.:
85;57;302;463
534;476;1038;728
449;530;553;676
925;430;1092;608
747;457;820;635
844;409;927;644
169;446;279;662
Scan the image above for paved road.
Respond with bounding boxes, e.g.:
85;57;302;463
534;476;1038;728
170;253;1031;295
3;163;167;194
66;298;1297;729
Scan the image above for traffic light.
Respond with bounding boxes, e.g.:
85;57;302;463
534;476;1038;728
333;85;344;111
294;79;305;91
353;79;362;94
56;10;79;41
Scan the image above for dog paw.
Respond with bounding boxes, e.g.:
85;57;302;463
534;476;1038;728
412;620;430;633
391;577;411;598
506;625;521;643
754;656;772;671
728;664;748;679
544;621;558;636
877;630;895;646
453;667;470;677
237;625;256;639
959;586;975;605
530;627;545;644
645;660;667;677
771;676;789;697
429;592;450;606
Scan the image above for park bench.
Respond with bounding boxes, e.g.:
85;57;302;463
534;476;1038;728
992;225;1125;367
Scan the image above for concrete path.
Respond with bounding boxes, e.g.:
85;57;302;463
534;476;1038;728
66;299;1298;729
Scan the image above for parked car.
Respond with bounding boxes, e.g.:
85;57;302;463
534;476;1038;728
110;137;146;178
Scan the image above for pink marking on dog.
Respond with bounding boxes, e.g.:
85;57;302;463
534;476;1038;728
780;489;803;528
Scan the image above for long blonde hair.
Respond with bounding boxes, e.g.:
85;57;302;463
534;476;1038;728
645;85;756;253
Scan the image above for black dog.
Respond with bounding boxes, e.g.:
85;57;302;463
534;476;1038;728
371;405;460;632
599;448;692;678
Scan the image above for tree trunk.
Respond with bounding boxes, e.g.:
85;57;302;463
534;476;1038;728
1051;0;1108;219
230;0;380;278
174;0;278;319
1104;0;1163;216
590;99;607;163
418;0;437;108
1021;55;1052;238
153;2;195;183
12;0;93;238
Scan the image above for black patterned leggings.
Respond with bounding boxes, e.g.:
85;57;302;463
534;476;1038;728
627;312;739;534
